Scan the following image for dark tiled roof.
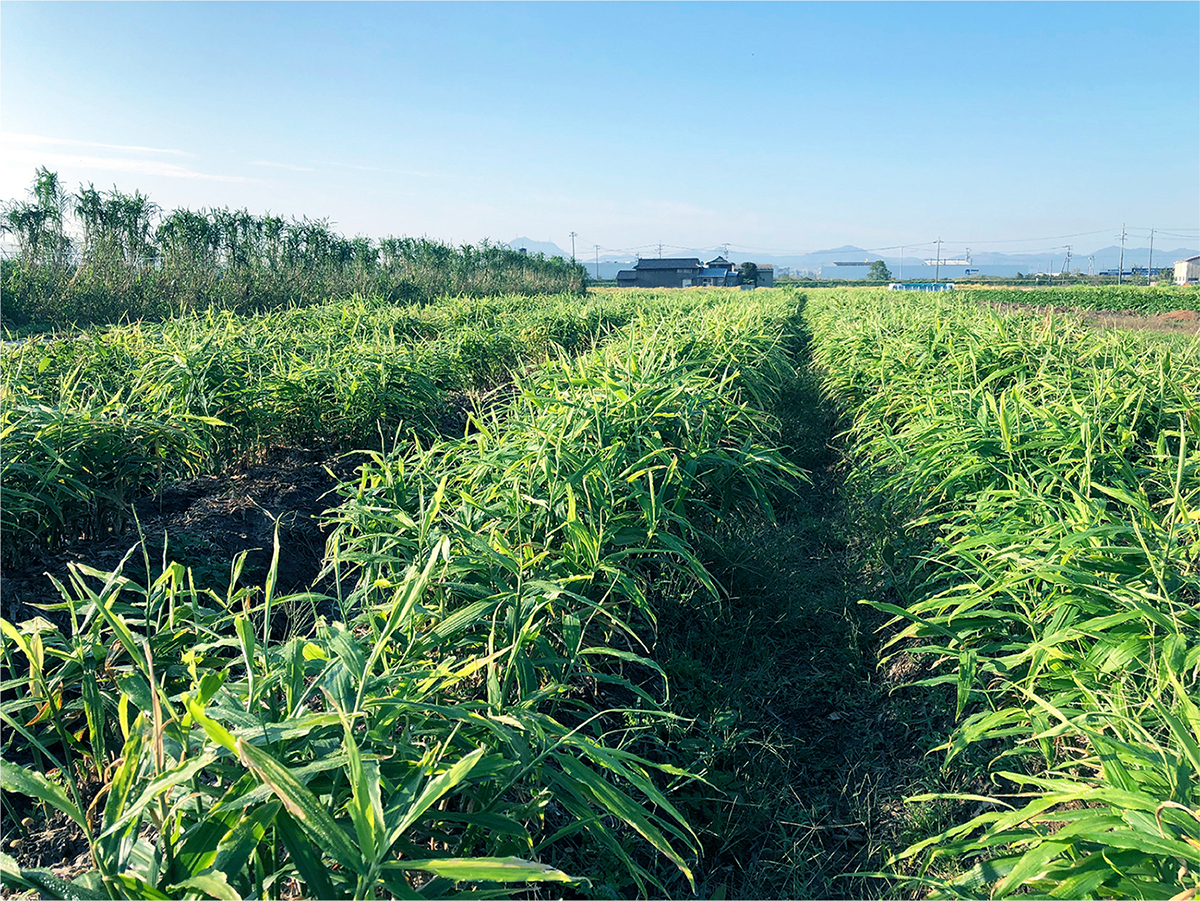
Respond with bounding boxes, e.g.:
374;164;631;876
698;268;731;278
634;258;701;270
616;270;637;280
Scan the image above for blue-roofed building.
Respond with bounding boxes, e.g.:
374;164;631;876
698;267;738;286
695;255;738;286
614;253;765;288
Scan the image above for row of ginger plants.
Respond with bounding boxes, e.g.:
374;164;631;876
953;284;1200;315
0;290;688;569
1;289;807;898
805;287;1199;898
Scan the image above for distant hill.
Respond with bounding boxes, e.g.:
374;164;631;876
507;238;572;259
500;238;1198;280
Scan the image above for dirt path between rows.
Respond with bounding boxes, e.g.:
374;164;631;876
649;338;965;898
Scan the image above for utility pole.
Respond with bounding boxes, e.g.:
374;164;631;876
1118;224;1126;285
899;245;903;281
594;244;600;281
934;237;942;282
658;243;663;258
1147;228;1154;284
569;231;577;263
1088;255;1094;276
1060;245;1072;283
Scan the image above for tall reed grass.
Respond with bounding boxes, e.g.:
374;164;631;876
2;169;589;329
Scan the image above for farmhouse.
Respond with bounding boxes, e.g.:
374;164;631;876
1175;256;1200;286
617;255;748;288
616;258;701;288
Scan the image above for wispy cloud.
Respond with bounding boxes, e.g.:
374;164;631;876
3;132;192;157
250;160;316;172
62;154;255;182
316;159;443;178
2;135;255;184
4;149;256;183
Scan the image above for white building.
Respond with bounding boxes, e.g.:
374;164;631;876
1175;256;1200;286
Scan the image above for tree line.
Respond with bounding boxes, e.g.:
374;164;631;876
2;168;588;328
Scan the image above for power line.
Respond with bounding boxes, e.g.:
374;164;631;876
946;228;1114;245
568;224;1195;264
1126;226;1198;233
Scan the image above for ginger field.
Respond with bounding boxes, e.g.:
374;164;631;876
2;285;1197;899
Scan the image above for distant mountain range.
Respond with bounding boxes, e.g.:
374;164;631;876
509;238;1198;280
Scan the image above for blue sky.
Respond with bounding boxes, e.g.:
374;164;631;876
2;2;1197;258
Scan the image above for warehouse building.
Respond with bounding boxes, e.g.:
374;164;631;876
1175;256;1200;286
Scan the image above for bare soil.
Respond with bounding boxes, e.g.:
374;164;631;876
0;445;354;628
0;387;489;631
